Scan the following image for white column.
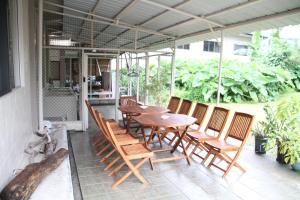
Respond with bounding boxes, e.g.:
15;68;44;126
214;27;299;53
38;0;43;130
144;52;149;105
89;58;92;96
136;55;140;102
216;30;224;105
115;52;120;120
170;46;176;96
157;55;160;80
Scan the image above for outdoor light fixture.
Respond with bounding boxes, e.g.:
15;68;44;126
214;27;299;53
49;38;74;46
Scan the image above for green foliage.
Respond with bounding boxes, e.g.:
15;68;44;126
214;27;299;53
174;59;293;103
250;31;262;61
147;60;171;106
262;30;300;91
252;105;278;138
265;97;300;164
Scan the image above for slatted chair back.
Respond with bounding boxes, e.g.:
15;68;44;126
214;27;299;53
104;121;123;153
177;99;193;115
119;96;138;106
85;100;95;120
225;112;254;143
205;107;230;136
167;96;181;113
92;108;111;141
192;103;209;126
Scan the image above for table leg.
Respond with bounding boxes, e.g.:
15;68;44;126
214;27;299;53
147;126;157;145
126;114;132;134
170;126;191;165
141;126;147;143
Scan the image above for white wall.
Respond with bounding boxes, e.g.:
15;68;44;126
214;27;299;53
176;36;251;62
0;0;38;190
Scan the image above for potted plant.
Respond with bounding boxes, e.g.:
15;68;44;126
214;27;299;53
264;105;288;164
266;97;300;165
252;124;268;154
280;131;300;171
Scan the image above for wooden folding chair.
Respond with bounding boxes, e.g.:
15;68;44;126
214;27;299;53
167;96;181;113
104;121;153;188
186;106;230;160
119;96;138;127
165;99;193;145
92;107;139;159
202;112;254;177
85;100;121;149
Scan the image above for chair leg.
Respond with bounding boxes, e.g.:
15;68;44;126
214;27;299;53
104;156;121;171
149;158;154;170
109;162;126;177
112;158;148;188
94;138;106;149
201;149;212;165
223;161;235;177
96;143;110;157
208;154;217;169
189;143;199;157
100;149;116;163
186;140;194;150
168;134;177;145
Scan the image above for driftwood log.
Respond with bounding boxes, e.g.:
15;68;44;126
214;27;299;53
0;148;69;200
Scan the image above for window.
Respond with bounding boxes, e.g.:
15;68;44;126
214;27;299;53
177;44;190;50
0;0;21;96
203;41;220;53
234;44;249;56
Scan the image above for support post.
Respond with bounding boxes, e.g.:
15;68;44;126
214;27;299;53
89;58;92;96
144;52;149;105
157;55;160;80
216;30;224;105
170;45;176;96
136;55;140;102
115;52;120;120
38;0;43;130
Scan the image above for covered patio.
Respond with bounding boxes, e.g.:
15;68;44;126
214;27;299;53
69;105;300;200
1;0;300;200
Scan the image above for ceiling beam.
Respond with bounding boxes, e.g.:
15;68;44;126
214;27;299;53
141;0;191;26
43;4;174;38
115;0;141;20
160;0;260;32
94;0;142;41
77;0;104;38
178;7;300;40
54;22;147;45
103;0;191;47
140;0;224;27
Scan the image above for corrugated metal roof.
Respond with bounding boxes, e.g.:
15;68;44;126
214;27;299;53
44;0;300;51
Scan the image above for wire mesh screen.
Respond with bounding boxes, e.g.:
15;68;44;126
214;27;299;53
43;48;82;121
43;7;174;51
148;55;172;107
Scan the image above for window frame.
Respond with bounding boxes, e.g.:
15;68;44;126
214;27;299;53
203;41;220;53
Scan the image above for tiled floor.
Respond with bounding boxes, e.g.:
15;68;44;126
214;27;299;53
70;105;300;200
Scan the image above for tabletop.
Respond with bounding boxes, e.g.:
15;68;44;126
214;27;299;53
134;113;197;128
118;105;169;115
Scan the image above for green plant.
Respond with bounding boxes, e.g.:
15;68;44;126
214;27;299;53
280;130;300;165
174;59;293;103
265;97;300;164
263;105;281;152
252;125;266;138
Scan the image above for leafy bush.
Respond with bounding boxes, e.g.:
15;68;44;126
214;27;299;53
261;30;300;91
265;97;300;164
175;59;293;103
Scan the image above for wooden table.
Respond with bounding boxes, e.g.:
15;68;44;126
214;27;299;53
134;113;197;165
118;105;169;134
